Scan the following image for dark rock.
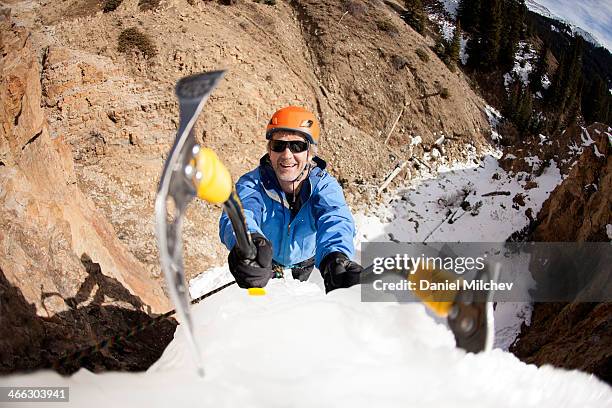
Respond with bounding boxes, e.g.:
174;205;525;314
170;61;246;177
511;123;612;386
512;193;526;208
0;267;176;375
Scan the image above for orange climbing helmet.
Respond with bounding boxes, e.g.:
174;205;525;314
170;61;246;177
265;106;320;145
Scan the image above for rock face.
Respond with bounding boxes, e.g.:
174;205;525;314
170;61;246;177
511;123;612;385
6;0;493;282
0;13;172;374
531;123;611;242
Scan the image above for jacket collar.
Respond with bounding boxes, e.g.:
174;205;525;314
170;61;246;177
259;154;327;170
259;154;327;197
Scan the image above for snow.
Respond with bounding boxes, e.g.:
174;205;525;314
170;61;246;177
353;155;561;250
427;7;469;65
484;105;503;129
524;155;542;168
526;0;555;19
538;134;548;144
541;74;551;90
504;42;537;89
3;132;609;405
5;272;611;407
484;105;503;141
438;18;455;42
525;0;605;49
459;37;469;65
568;141;582;155
440;20;469;66
440;0;460;18
503;72;513;88
577;126;606;158
570;26;603;49
593;144;604;158
189;265;235;299
581;127;595;146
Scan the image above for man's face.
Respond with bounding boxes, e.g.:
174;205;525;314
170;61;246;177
268;131;309;183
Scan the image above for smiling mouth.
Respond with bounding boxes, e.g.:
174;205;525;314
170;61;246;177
279;163;297;169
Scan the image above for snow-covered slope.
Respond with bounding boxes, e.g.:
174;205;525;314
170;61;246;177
525;0;555;19
439;0;604;49
4;275;611;407
353;154;561;244
525;0;604;48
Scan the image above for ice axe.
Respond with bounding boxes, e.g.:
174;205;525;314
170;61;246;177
155;71;258;376
361;260;499;353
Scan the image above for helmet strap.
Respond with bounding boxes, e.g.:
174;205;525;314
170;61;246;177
289;141;312;207
290;141;311;184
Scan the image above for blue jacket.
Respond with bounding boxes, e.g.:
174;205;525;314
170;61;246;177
219;155;355;268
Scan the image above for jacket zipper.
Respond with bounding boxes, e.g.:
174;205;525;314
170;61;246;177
279;175;320;266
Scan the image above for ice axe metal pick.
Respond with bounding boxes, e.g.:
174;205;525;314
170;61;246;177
155;71;256;376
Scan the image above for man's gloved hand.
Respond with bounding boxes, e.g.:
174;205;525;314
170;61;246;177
228;233;273;288
320;251;363;293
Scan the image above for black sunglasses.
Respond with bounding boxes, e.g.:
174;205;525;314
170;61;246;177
269;139;309;153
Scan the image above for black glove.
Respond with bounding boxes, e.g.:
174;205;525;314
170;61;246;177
228;233;273;289
320;251;363;293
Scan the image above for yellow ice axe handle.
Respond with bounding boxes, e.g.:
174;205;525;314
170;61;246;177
192;147;233;204
409;267;459;317
192;146;257;260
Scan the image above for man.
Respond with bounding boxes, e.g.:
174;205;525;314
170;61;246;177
219;106;363;293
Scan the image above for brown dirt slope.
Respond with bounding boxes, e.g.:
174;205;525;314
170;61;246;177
5;0;491;279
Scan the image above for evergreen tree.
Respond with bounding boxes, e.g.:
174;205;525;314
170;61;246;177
516;86;533;133
562;37;584;115
564;77;583;126
434;36;448;62
581;78;595;122
479;0;502;70
529;44;549;94
582;75;610;124
503;82;521;121
449;20;462;68
504;82;534;135
458;0;484;68
499;0;522;69
465;36;481;69
457;0;481;34
546;37;584;129
517;0;527;37
403;0;426;34
547;51;567;108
